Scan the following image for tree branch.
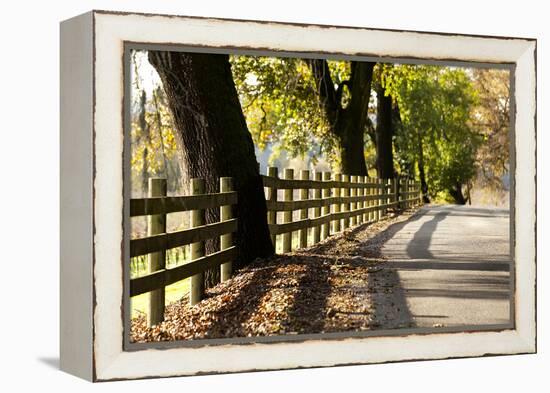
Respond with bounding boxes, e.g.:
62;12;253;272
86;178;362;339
307;59;340;130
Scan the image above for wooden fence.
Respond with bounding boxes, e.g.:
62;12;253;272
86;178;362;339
262;168;421;252
129;177;238;327
129;170;421;326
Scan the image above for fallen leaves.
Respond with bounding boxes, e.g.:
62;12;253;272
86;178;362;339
131;211;418;343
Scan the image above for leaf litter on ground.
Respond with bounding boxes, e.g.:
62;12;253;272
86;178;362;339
131;209;419;343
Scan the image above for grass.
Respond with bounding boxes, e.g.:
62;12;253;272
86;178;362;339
130;247;190;319
131;278;190;319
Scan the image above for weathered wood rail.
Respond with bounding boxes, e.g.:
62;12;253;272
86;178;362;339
130;177;237;326
130;169;421;326
262;167;421;252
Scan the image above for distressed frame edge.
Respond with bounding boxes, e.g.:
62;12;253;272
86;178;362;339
512;41;537;354
59;11;95;381
89;11;536;381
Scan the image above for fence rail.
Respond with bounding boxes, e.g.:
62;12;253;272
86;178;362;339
129;177;237;327
130;169;422;327
262;168;421;252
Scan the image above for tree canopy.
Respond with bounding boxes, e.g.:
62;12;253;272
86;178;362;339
231;56;374;174
130;50;510;206
382;64;481;203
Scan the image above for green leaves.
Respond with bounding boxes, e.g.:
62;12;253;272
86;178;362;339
383;64;481;198
230;55;339;163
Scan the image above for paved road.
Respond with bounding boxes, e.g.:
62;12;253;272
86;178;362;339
381;204;512;328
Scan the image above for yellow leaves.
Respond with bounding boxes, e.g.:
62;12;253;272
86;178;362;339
130;91;181;187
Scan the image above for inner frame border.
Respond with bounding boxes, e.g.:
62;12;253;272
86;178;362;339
121;42;517;352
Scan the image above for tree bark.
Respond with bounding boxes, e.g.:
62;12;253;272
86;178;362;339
417;134;430;203
449;183;467;205
375;84;395;179
148;51;274;287
309;60;375;175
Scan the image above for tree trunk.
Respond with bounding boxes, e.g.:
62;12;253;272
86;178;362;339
309;60;374;175
375;85;395;179
336;125;369;176
417;134;430;203
148;51;274;287
449;183;466;205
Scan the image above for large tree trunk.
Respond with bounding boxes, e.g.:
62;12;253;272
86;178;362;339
449;183;467;205
339;122;369;176
309;60;375;176
375;85;395;179
148;51;274;287
417;134;430;203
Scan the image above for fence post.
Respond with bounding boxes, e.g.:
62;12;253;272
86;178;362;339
385;179;393;214
299;170;309;248
395;175;401;210
383;178;388;217
350;176;357;227
313;172;322;243
405;177;411;209
357;176;364;225
372;178;377;221
382;179;386;218
220;177;233;282
405;177;409;209
365;177;370;222
404;178;407;209
321;171;331;240
374;177;379;221
377;178;383;221
366;177;371;222
407;179;413;207
266;167;278;249
190;178;205;306
412;180;416;207
282;168;294;252
147;178;166;327
393;175;399;211
410;179;414;208
341;174;350;229
332;173;341;234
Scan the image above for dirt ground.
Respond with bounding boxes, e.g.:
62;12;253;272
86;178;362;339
131;209;418;343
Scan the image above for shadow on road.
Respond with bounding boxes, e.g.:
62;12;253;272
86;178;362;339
366;265;415;329
406;211;449;259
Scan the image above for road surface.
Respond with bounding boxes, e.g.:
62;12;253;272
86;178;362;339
381;204;512;328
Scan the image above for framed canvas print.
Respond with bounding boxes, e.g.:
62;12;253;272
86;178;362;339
60;10;536;381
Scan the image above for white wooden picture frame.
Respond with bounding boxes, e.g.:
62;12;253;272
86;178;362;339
60;10;536;381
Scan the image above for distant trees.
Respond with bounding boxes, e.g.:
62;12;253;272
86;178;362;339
383;64;480;204
470;69;511;192
130;84;182;196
